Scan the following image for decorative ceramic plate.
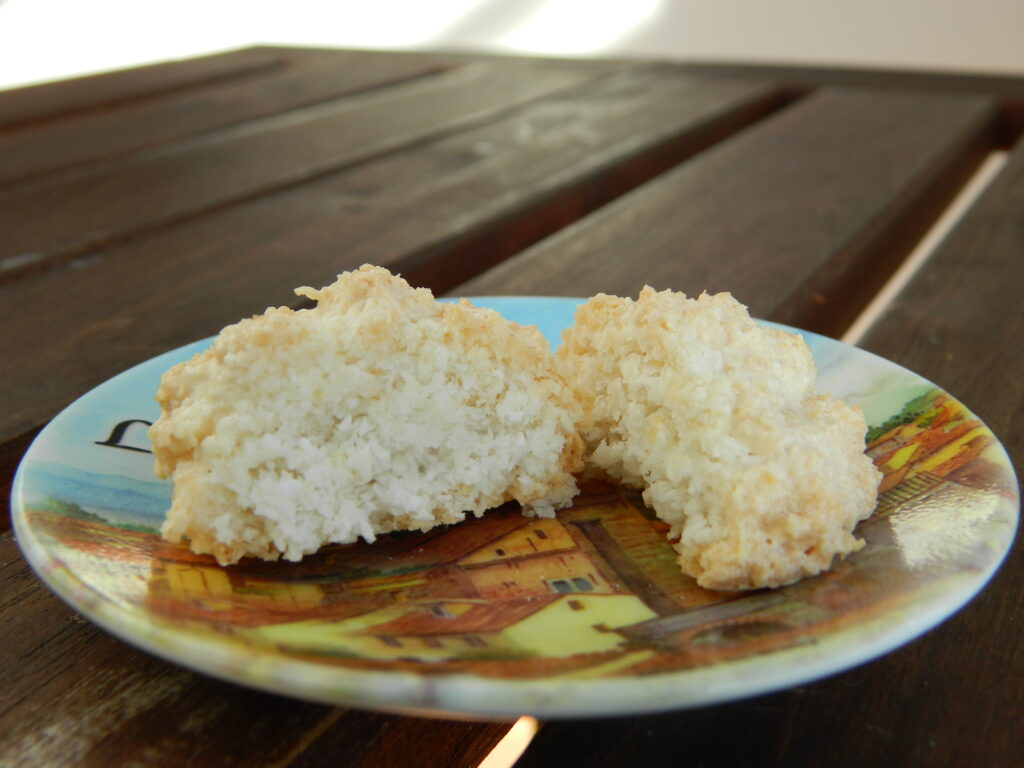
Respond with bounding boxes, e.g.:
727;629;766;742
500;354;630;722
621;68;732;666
11;298;1019;719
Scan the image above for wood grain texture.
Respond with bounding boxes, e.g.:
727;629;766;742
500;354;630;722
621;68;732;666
0;533;508;768
679;60;1024;142
0;47;289;130
0;67;783;455
0;57;615;281
0;51;461;187
456;87;997;337
0;427;39;533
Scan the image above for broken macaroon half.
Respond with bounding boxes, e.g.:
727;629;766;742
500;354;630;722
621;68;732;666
558;288;881;590
149;265;584;565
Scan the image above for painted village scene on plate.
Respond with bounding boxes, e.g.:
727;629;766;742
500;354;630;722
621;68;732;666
13;311;1019;693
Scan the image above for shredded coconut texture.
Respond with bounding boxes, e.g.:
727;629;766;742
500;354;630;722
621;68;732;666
558;288;880;590
150;265;584;565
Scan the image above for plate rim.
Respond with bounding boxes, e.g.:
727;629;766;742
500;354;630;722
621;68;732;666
10;297;1021;719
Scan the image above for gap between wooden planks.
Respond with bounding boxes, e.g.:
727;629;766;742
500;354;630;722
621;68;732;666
841;150;1008;345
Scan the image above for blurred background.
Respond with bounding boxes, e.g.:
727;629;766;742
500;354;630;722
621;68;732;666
2;0;1023;91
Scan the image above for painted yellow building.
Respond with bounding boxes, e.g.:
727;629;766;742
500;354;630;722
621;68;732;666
458;517;576;565
456;517;615;599
462;549;615;600
354;593;657;660
149;560;324;616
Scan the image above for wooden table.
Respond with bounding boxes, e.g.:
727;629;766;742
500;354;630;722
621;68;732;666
1;46;1021;768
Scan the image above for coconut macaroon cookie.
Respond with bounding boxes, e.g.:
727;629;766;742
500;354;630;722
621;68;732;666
559;288;880;591
150;265;583;565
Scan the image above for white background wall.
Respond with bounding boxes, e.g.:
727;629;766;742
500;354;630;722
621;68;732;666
2;0;1023;91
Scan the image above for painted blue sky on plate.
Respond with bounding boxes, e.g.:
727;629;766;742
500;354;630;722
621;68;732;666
764;323;935;427
449;296;585;351
25;339;210;482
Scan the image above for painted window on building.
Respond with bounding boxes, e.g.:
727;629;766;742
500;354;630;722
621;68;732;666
548;577;594;593
572;577;594;592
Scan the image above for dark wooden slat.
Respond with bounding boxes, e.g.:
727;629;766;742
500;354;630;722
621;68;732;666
0;52;462;187
0;47;293;130
0;67;783;455
679;60;1024;141
0;534;509;766
282;710;509;768
457;87;997;338
0;427;40;533
678;59;1024;99
0;57;618;282
514;131;1024;768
